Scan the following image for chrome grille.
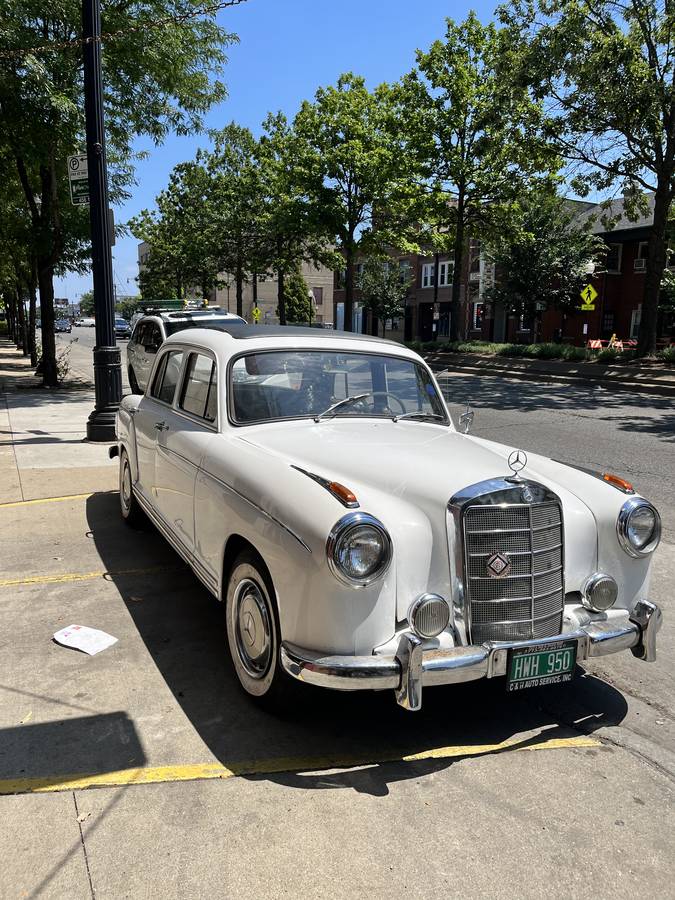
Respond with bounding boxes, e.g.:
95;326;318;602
463;499;564;644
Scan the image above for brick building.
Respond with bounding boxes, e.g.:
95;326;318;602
333;194;675;346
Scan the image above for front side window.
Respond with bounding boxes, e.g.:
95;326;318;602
180;353;217;422
151;350;184;405
230;351;448;425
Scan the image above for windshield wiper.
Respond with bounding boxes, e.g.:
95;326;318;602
392;412;446;423
314;393;370;423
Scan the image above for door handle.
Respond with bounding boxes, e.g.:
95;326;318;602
154;421;169;432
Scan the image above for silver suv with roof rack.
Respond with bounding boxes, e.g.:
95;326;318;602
126;305;245;393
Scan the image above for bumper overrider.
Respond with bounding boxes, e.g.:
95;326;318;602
280;599;662;711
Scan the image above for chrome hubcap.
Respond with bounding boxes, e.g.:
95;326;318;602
121;461;132;511
234;578;272;679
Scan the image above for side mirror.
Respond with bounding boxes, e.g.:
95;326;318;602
459;404;474;434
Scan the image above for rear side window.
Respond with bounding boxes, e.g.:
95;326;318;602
151;350;184;405
180;353;217;422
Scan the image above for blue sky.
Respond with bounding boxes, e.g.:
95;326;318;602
56;0;496;302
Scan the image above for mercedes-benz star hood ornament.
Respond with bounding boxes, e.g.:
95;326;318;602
507;449;528;480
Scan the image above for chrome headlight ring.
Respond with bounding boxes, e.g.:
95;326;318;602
617;497;661;558
326;512;392;587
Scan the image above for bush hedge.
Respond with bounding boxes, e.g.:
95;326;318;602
405;339;674;365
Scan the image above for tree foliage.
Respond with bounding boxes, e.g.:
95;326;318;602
500;0;675;353
289;73;420;330
279;269;312;323
399;12;559;340
357;258;410;336
485;192;606;327
0;1;238;384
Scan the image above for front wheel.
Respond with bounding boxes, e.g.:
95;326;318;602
225;550;296;711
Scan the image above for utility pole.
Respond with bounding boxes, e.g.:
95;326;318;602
83;0;122;442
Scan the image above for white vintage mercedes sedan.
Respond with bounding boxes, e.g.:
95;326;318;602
111;326;663;710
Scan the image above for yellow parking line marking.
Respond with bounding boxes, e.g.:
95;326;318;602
0;735;600;795
0;491;114;510
0;565;184;588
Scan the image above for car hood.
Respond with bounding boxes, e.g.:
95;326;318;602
240;419;570;503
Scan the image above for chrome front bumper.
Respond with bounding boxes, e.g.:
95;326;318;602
280;599;662;711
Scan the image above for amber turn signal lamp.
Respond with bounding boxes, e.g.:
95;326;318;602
603;473;634;493
328;482;359;507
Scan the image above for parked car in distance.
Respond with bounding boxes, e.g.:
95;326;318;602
125;306;245;393
55;319;72;333
115;318;132;339
112;326;662;712
75;317;95;327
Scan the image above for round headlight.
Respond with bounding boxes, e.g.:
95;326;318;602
582;573;618;612
617;498;661;558
327;513;392;586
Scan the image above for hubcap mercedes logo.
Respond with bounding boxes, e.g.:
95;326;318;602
508;449;528;477
486;552;511;579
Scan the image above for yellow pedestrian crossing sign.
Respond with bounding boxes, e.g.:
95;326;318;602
251;306;261;323
579;283;597;310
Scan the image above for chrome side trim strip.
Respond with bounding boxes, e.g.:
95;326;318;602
201;470;312;554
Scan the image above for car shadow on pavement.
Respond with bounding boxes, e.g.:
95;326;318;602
85;491;629;795
0;711;145;786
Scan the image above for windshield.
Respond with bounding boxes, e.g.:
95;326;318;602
230;350;448;425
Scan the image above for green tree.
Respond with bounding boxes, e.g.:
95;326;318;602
279;269;312;323
502;0;675;355
79;290;95;316
357;257;411;337
258;113;336;326
0;1;239;385
131;159;216;301
203;125;270;317
399;13;558;341
290;73;420;332
485;192;606;336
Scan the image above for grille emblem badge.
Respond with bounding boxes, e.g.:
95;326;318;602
486;552;511;578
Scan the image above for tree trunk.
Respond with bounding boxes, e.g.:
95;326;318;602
37;260;58;387
29;259;38;366
450;199;465;342
277;267;286;325
16;289;28;356
6;294;16;342
638;180;671;356
344;245;354;333
235;255;244;318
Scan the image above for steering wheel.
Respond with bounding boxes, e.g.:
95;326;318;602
352;391;407;415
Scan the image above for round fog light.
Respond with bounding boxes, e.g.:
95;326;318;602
582;573;618;612
408;593;450;639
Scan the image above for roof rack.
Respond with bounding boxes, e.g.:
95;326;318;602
138;299;220;315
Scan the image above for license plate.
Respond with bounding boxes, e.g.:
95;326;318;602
506;639;577;692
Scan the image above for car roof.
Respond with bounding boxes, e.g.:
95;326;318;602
162;325;420;364
139;310;244;323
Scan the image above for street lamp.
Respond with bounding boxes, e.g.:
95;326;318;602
83;0;122;442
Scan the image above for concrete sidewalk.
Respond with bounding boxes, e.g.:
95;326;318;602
0;339;116;504
425;350;675;396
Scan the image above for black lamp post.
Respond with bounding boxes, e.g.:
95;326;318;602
83;0;122;441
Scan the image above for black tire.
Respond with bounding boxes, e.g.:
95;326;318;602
119;448;146;528
128;366;142;395
225;549;297;713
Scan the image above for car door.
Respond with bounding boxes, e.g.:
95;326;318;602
132;348;184;504
153;349;217;557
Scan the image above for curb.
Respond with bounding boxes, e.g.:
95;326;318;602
423;354;675;398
